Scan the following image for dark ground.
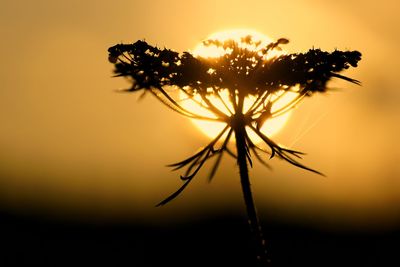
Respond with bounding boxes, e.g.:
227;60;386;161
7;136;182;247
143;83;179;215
0;210;399;267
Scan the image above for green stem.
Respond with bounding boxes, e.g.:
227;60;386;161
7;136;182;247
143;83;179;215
234;120;270;266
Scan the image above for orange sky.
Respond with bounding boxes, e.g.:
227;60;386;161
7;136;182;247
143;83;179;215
0;0;399;229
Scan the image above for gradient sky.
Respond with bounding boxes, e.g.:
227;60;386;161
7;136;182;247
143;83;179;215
0;0;399;228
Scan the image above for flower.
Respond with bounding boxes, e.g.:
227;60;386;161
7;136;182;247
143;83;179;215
108;36;361;205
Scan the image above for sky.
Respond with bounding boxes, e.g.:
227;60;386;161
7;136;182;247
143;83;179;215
0;0;399;229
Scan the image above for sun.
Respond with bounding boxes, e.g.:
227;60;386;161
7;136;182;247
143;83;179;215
180;29;295;141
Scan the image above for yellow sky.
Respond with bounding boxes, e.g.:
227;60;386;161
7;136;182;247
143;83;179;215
0;0;399;228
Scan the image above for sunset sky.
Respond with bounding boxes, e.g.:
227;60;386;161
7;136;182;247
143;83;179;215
1;0;399;229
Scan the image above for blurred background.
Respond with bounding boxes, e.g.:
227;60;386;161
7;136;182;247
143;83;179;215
1;0;399;266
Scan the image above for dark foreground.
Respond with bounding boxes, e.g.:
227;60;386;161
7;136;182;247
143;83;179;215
0;210;399;267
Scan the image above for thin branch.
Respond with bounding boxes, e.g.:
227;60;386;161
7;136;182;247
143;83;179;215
213;88;234;115
225;147;238;159
199;92;230;120
271;93;306;118
246;93;264;115
244;131;272;170
249;125;322;175
120;52;133;63
208;128;233;182
151;88;223;122
158;125;230;206
155;179;192;207
246;91;270;116
167;125;229;170
179;88;215;113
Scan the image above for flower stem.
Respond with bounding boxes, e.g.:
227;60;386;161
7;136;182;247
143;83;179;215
234;122;270;266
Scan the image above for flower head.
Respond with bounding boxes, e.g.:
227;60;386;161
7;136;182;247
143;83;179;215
108;36;361;205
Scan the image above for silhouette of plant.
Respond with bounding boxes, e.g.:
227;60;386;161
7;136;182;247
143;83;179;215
108;35;361;266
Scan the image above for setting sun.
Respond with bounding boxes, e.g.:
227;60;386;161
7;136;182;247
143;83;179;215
180;29;295;141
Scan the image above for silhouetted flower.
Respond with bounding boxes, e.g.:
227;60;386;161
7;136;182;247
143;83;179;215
108;35;361;265
108;37;361;204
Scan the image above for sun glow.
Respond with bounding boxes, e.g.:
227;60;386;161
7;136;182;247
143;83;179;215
181;29;295;141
